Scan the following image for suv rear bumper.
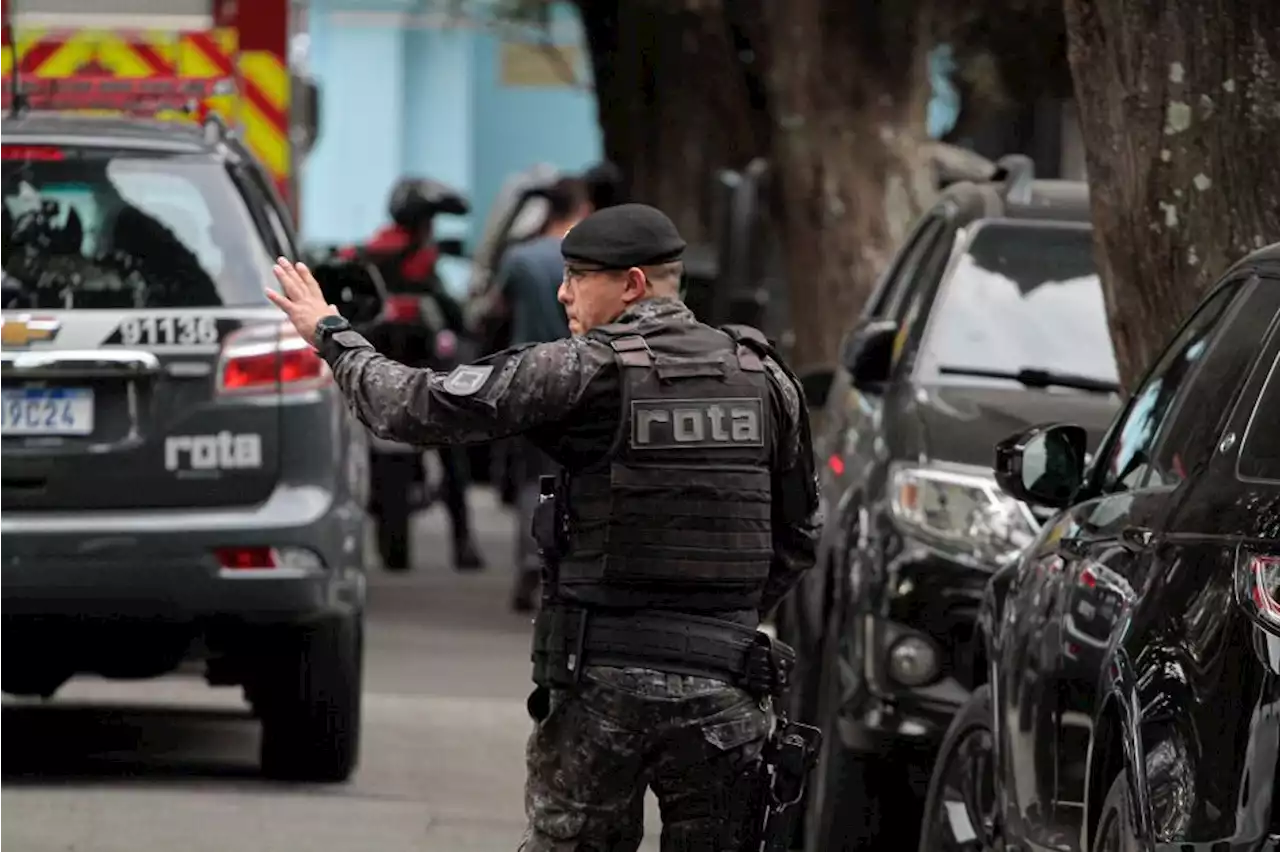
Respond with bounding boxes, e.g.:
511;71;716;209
1;484;367;621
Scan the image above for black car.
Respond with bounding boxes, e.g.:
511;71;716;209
918;243;1280;852
783;160;1128;850
1;110;381;782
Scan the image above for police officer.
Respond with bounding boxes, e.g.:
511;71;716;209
267;203;821;851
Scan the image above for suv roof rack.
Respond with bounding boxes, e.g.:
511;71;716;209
992;154;1035;204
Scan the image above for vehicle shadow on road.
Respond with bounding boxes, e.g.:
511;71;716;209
1;702;268;786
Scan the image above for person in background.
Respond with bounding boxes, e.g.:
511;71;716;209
498;176;592;611
342;178;484;571
582;161;626;212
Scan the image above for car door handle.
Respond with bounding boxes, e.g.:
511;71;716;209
1118;525;1154;551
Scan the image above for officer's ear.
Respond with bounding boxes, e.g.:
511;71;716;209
622;266;648;301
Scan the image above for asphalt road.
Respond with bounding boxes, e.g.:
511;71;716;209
1;490;665;852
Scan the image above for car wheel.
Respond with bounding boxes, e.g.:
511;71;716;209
917;684;1000;852
1092;772;1142;852
258;612;363;783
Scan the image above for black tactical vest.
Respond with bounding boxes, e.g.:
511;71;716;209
556;317;775;612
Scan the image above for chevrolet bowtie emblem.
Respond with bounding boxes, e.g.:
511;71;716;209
1;315;62;348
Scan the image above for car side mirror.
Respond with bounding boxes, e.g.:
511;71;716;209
437;237;467;258
309;259;386;327
840;319;898;391
994;422;1088;509
797;367;835;409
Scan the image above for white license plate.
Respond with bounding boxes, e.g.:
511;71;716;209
1;388;95;436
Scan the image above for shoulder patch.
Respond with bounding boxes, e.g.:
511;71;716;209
441;364;494;396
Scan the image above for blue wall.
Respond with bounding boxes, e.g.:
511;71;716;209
300;19;407;242
469;24;601;234
299;1;601;254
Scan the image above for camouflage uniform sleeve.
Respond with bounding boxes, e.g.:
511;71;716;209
318;329;610;446
760;355;822;616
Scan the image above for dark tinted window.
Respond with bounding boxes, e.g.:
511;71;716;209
2;145;273;308
1240;348;1280;483
868;213;945;321
1097;281;1244;493
919;222;1119;386
1148;279;1280;488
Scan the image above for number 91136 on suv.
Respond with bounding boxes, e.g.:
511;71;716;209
0;113;376;783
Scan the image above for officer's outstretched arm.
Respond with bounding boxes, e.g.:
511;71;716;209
759;360;823;617
319;330;606;446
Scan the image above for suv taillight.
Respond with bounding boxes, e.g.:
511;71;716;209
1239;551;1280;634
216;321;331;395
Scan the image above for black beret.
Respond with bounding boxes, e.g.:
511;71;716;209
561;203;686;268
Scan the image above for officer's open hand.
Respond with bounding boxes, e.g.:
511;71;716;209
267;257;339;348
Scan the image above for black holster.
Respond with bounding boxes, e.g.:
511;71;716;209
734;719;823;852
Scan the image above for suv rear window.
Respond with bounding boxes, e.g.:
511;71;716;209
918;222;1120;388
2;145;273;309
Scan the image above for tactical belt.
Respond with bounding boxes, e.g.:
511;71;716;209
532;605;794;698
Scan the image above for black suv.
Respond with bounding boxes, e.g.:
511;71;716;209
919;243;1280;852
781;159;1127;850
1;111;381;782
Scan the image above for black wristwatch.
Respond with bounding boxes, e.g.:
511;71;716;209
314;313;351;347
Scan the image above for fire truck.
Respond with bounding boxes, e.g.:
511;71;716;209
0;0;318;223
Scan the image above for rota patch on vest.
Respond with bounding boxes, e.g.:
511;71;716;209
630;398;764;449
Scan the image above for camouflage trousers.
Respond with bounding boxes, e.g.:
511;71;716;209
518;666;770;852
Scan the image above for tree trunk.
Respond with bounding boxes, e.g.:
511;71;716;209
755;0;940;371
1063;0;1280;390
576;0;764;243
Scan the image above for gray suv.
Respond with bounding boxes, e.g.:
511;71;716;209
1;111;380;782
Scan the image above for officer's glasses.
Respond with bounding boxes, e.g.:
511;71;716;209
563;265;624;284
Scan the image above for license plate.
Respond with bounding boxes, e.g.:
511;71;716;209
1;388;95;436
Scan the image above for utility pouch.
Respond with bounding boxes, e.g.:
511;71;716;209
531;474;567;557
530;605;588;689
741;632;797;701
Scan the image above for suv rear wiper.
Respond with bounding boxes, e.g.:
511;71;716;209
938;365;1121;394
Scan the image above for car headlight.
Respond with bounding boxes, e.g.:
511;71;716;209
889;463;1038;568
887;635;941;687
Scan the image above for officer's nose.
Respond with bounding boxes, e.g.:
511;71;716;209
557;279;570;305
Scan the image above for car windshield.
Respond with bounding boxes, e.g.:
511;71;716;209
1;145;274;309
920;222;1120;388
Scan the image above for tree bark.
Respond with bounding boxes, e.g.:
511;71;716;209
1064;0;1280;390
576;0;764;243
754;0;940;371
